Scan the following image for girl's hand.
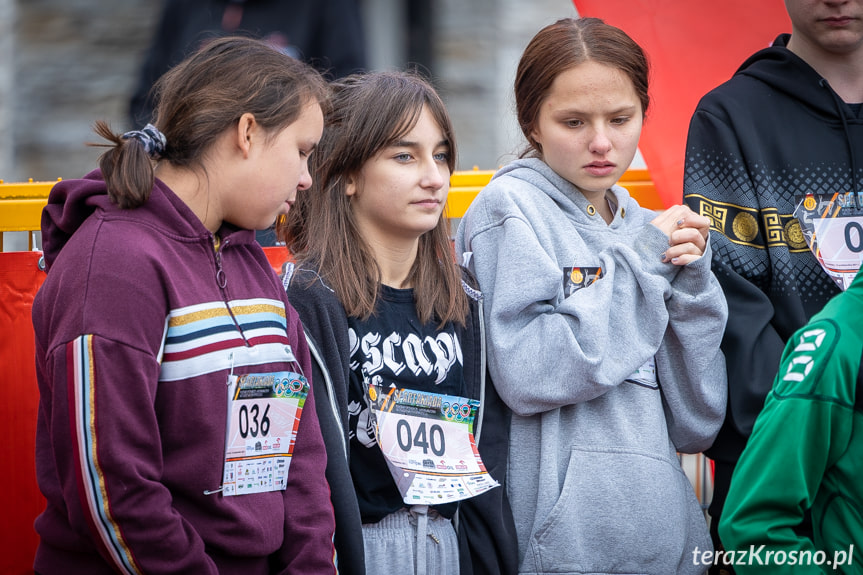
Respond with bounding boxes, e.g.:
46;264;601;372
650;205;710;266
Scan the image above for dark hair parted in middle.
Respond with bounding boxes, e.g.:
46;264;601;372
515;17;650;156
279;70;467;326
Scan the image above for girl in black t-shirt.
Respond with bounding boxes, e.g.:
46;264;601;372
278;71;517;575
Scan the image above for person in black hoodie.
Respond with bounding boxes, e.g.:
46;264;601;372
683;0;863;570
277;70;517;575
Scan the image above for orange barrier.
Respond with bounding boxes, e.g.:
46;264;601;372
262;245;292;274
1;169;662;273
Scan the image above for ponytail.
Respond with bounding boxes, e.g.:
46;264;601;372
92;120;165;209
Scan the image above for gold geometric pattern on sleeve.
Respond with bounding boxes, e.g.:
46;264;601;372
685;194;809;251
700;202;727;234
763;210;785;246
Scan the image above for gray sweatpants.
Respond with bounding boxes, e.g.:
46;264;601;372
362;506;460;575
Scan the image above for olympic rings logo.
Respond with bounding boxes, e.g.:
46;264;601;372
441;401;474;421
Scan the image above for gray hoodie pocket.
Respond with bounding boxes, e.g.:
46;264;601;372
523;446;707;574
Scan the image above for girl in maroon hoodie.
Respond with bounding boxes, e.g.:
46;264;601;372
32;36;335;574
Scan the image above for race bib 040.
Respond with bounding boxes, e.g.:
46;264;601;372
366;384;499;506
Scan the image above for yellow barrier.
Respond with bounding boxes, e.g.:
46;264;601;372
446;167;660;218
0;169;660;236
0;179;64;250
0;179;62;233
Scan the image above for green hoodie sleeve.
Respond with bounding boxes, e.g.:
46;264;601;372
718;317;855;574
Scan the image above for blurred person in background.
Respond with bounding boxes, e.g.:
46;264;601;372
130;0;366;246
130;0;366;129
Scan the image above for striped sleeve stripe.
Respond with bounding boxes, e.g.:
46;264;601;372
69;335;143;575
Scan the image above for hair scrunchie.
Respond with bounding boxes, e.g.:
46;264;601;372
121;123;167;158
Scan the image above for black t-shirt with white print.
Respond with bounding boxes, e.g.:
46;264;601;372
347;284;466;523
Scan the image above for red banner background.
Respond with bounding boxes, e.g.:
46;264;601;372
1;252;46;574
572;0;791;207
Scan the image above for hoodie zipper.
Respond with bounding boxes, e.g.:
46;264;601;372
212;235;250;346
204;234;267;496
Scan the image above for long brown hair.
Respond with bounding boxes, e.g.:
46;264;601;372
279;70;468;326
516;17;650;157
93;36;328;209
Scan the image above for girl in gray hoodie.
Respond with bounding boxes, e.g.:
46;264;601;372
455;17;727;575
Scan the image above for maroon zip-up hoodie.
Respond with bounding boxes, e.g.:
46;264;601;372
32;170;336;574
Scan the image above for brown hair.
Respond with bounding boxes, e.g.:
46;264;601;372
515;17;650;156
93;36;329;209
279;70;468;326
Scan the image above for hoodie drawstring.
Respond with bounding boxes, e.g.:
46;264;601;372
820;78;861;204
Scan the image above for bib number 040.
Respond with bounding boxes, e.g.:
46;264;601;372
395;419;446;456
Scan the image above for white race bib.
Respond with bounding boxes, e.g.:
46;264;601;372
795;192;863;290
367;385;499;505
221;372;309;496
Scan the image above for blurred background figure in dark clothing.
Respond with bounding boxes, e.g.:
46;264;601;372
130;0;366;129
130;0;366;245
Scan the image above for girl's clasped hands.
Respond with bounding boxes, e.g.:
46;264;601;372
653;205;711;265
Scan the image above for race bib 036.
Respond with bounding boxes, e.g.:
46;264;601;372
221;371;308;496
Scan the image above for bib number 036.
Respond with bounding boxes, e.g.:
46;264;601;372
395;419;445;456
237;403;271;438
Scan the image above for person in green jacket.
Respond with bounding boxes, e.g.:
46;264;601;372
717;268;863;574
